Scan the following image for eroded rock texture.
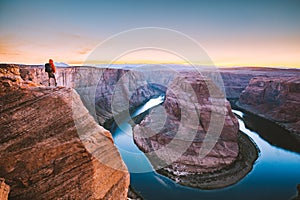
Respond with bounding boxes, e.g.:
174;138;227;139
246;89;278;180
13;65;160;128
132;72;254;189
0;65;129;199
220;67;300;100
238;77;300;137
92;68;160;126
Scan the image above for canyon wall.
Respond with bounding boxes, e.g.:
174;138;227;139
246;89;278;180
17;65;160;128
238;76;300;137
8;64;300;137
92;68;160;126
220;67;300;138
0;65;129;199
15;64;300;101
220;72;255;99
220;67;300;99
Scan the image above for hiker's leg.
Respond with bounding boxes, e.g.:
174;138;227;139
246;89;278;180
48;78;50;86
54;76;57;86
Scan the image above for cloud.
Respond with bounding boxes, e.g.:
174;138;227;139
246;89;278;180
78;47;93;55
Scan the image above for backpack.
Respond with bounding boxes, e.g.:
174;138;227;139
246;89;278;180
45;63;52;73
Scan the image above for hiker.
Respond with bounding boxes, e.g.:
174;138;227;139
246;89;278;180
45;59;57;86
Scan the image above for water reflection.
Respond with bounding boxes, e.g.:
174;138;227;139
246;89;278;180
242;112;299;153
111;102;300;200
132;95;165;118
233;110;300;200
113;95;164;172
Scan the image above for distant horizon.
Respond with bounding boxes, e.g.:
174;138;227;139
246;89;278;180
1;62;299;70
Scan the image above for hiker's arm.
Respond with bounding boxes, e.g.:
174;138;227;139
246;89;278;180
52;65;56;73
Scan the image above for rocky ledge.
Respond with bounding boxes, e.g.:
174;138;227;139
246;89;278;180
237;77;300;138
0;65;129;199
133;72;258;189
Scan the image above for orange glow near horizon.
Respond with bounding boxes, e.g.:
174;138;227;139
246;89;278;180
0;36;300;68
1;52;299;69
1;31;299;68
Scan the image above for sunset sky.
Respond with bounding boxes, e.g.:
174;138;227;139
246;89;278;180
0;0;299;67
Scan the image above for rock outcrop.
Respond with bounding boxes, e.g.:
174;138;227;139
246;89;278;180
0;179;9;200
238;77;300;137
0;65;39;93
0;65;129;199
133;72;258;189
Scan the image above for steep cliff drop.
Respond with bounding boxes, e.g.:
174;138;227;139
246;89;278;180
17;65;161;130
237;77;300;139
133;72;258;189
0;65;129;199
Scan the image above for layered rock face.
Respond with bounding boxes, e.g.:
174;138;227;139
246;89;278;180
0;65;39;93
220;67;300;99
220;72;255;99
13;65;160;128
0;65;129;199
238;77;300;136
93;69;160;126
132;73;257;189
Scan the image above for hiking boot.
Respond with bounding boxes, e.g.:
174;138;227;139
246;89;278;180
55;83;57;86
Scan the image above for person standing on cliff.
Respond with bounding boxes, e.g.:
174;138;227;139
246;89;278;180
45;59;57;86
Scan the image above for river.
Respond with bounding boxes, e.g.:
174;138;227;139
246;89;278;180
111;96;300;200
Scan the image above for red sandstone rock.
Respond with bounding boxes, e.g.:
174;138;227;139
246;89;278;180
133;73;239;174
220;67;300;99
238;77;300;136
15;65;160;127
0;65;129;199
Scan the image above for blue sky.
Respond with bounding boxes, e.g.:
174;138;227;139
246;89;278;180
0;0;299;67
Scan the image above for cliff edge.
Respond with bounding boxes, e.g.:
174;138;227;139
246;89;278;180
238;77;300;138
0;65;129;199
